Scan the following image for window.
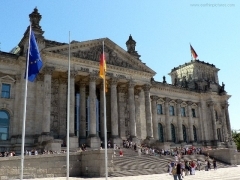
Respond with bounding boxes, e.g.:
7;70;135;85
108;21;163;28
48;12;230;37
169;106;175;116
181;107;186;117
158;123;164;142
157;104;163;115
0;110;10;140
192;108;196;118
215;110;218;121
1;84;11;98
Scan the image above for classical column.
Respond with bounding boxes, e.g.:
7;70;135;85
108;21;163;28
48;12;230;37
197;102;204;142
100;83;104;139
224;103;232;139
187;101;194;143
79;80;87;141
89;74;97;137
176;99;183;143
164;97;171;142
110;78;119;138
128;81;137;138
42;66;54;135
143;84;153;139
135;88;142;139
151;95;158;140
209;102;218;141
221;104;228;141
70;71;77;136
200;98;208;142
87;74;100;148
12;74;22;136
118;86;126;139
58;78;67;137
34;74;44;135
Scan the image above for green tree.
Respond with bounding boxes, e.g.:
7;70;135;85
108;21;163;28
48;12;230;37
232;130;240;150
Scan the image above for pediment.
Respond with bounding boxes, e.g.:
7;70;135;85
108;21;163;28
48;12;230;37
43;38;156;75
0;75;15;83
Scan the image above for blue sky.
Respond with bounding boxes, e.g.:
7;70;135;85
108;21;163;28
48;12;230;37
0;1;239;130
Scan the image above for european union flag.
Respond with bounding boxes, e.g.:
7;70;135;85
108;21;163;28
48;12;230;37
25;30;43;82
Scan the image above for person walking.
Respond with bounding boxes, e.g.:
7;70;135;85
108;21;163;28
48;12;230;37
176;162;182;180
213;158;217;170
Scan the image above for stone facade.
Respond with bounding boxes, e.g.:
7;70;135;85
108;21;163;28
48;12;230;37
0;8;232;152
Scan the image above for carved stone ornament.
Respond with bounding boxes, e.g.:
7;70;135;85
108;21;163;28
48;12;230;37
89;74;98;82
142;84;151;92
176;99;183;104
151;95;159;101
128;81;135;88
72;45;140;70
110;78;118;86
187;101;193;106
79;67;89;73
116;74;127;79
70;70;78;78
164;97;171;103
134;88;141;95
118;86;127;93
43;66;55;75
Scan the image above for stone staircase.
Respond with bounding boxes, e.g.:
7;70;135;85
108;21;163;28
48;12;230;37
110;148;236;177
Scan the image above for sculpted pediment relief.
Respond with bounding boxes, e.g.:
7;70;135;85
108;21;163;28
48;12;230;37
44;38;156;75
71;45;138;70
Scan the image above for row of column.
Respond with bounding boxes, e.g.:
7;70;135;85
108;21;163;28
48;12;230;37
39;71;153;141
151;98;202;143
38;67;232;144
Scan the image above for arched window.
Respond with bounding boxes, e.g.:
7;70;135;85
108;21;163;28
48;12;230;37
182;125;187;142
0;110;10;140
193;125;197;142
171;124;176;143
158;123;164;142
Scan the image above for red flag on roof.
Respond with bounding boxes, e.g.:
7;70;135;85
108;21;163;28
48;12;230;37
190;44;198;59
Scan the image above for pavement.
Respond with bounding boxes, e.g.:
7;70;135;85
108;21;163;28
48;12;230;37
21;165;240;180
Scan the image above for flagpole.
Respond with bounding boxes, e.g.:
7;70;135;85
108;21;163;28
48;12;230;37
190;43;193;60
20;24;32;180
103;41;108;180
66;31;71;180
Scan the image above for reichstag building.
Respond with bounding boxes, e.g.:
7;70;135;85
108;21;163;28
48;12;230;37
0;8;232;152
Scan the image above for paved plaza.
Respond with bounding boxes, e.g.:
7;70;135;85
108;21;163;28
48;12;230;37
22;165;240;180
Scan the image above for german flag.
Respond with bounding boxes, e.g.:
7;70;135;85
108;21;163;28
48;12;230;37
190;44;198;59
99;53;106;79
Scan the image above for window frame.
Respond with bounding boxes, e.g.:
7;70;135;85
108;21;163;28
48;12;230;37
192;108;196;118
157;104;163;115
1;83;11;99
181;107;186;117
169;105;175;116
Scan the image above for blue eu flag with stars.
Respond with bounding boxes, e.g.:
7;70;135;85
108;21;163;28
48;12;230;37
25;30;43;82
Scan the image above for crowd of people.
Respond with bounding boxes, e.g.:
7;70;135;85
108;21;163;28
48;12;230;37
0;151;16;157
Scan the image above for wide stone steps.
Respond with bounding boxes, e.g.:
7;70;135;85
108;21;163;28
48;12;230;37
111;149;236;177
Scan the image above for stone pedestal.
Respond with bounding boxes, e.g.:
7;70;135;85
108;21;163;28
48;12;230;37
79;137;87;146
45;139;63;152
69;136;79;148
87;137;101;149
112;137;123;148
131;137;141;146
38;134;54;143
